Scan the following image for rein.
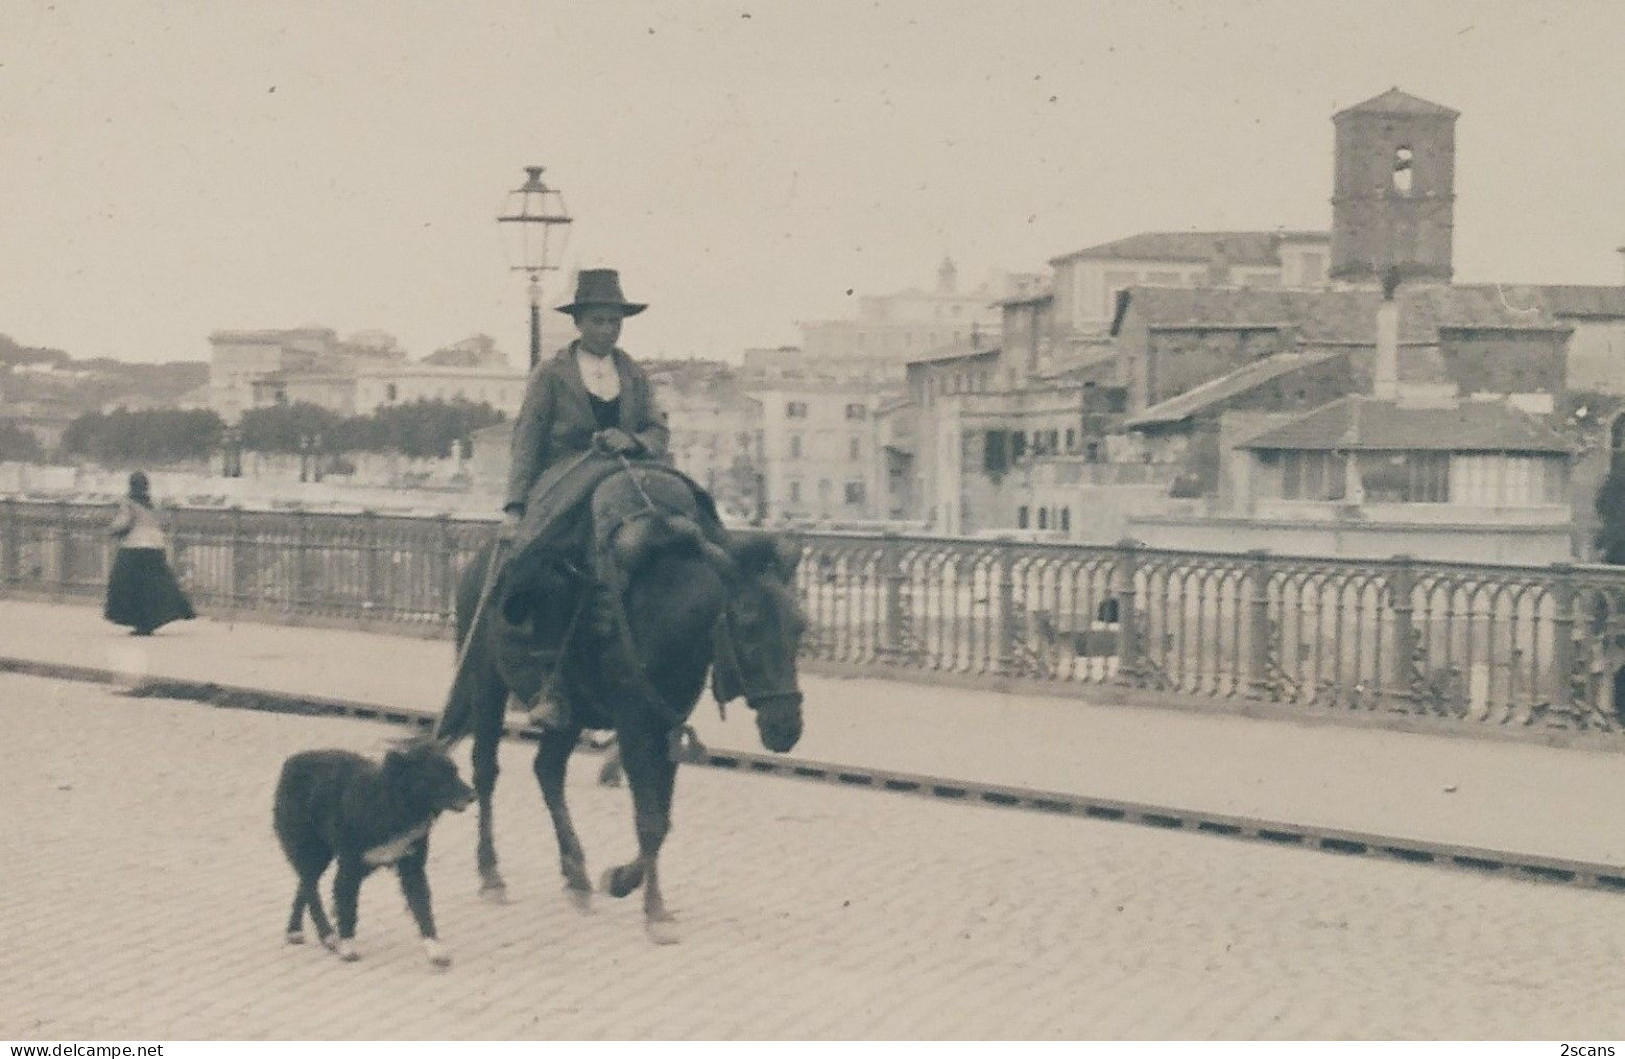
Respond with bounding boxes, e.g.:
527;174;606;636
599;456;709;762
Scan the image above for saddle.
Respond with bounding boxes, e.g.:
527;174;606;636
492;458;726;710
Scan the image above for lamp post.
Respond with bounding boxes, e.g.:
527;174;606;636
498;166;573;368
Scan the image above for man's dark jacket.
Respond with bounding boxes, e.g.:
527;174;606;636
504;342;669;513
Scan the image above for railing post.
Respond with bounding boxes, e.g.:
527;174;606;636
53;501;71;597
1387;554;1416;706
880;531;904;661
1114;537;1143;686
2;498;18;587
994;540;1017;675
1547;561;1577;715
436;514;456;633
1244;548;1273;699
229;506;248;612
361;509;379;626
294;509;312;618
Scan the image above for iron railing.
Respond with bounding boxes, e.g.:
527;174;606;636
7;498;1625;734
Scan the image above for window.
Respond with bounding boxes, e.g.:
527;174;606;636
1038;508;1048;530
984;430;1009;474
844;481;865;505
786;401;808;418
1280;451;1348;501
789;435;802;459
849;437;861;460
385;383;398;401
1358;452;1448;503
1060;507;1071;534
817;479;831;500
1065;428;1076;453
1392;146;1414;195
1011;432;1028;461
788;480;801;503
1017;506;1030;529
845;403;867;420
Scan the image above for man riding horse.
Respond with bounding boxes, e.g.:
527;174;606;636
495;268;726;730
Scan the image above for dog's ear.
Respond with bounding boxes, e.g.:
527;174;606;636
382;746;408;777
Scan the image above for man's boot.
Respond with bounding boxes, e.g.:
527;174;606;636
525;670;572;730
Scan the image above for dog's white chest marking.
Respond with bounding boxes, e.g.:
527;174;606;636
362;822;430;866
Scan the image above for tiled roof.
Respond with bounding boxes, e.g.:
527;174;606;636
1529;285;1625;318
904;345;1002;367
1238;396;1570;454
1112;284;1568;340
1125;351;1346;429
1334;88;1459;120
1050;230;1327;267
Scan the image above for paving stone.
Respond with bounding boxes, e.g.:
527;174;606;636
5;672;1625;1039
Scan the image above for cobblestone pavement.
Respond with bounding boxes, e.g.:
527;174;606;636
4;672;1625;1040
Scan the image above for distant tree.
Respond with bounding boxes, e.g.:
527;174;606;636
0;422;44;462
1596;457;1625;564
60;408;225;465
237;398;502;460
367;399;504;459
238;402;344;454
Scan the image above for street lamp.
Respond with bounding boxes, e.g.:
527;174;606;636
497;166;573;368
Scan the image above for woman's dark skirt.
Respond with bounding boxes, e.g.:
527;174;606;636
104;547;196;634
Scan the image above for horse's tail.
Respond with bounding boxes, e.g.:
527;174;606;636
434;538;502;745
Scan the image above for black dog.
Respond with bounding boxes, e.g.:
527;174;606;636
273;738;475;967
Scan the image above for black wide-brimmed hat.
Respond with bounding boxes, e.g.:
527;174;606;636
555;268;648;317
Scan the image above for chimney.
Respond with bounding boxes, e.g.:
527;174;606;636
1373;272;1400;401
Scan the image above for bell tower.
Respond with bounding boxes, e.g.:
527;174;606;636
1330;87;1459;284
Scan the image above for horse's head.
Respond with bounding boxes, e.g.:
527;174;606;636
712;533;806;754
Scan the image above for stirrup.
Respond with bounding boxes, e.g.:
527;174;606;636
526;693;571;730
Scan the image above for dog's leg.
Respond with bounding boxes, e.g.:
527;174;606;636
285;888;307;944
533;723;592;911
396;838;451;968
303;879;337;949
331;858;366;962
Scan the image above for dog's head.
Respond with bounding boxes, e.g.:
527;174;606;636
384;738;475;816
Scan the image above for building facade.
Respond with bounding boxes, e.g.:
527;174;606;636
792;259;1021;382
1048;230;1334;339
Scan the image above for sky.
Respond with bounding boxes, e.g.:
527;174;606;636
2;0;1623;366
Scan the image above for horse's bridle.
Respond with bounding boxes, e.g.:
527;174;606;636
714;592;804;716
610;455;801;717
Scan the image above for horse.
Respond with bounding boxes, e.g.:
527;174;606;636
435;464;806;944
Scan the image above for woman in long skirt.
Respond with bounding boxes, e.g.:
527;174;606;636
104;471;196;636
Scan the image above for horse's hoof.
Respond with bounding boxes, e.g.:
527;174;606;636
565;885;594;914
423;939;452;968
285;930;306;946
600;867;638;900
479;881;509;904
645;918;681;946
335;939;360;962
318;932;338;953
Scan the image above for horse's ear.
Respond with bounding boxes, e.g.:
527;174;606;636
772;535;803;578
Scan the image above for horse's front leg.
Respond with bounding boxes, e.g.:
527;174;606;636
533;723;593;912
601;724;680;944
